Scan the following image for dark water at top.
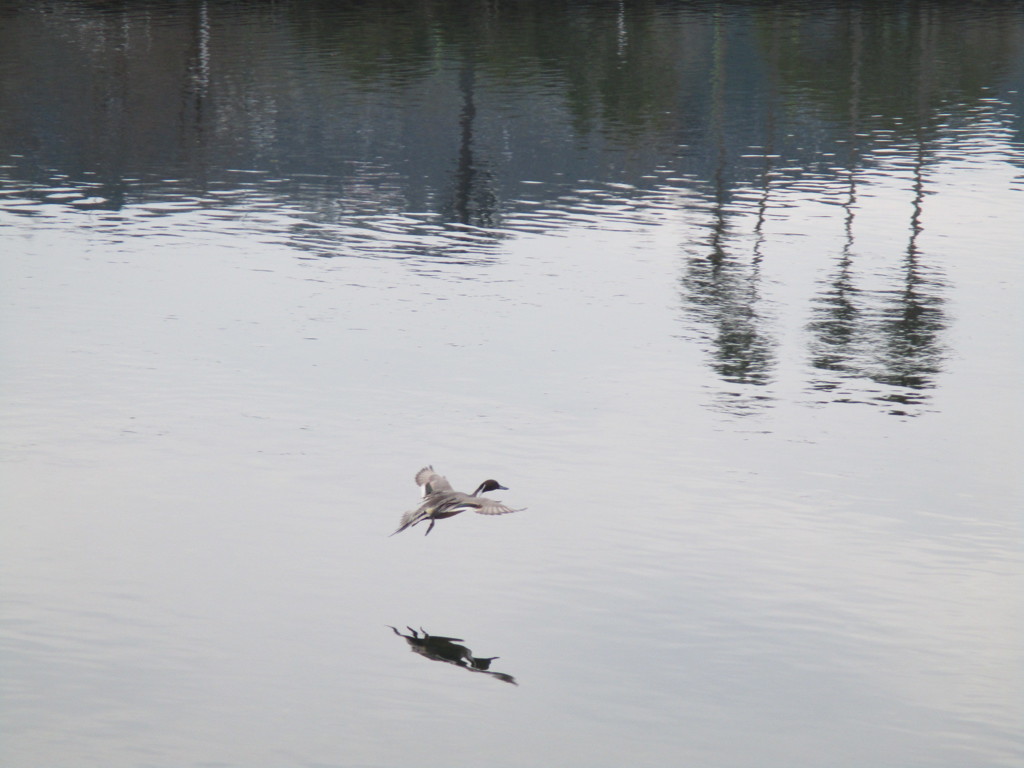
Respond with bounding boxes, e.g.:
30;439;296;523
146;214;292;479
1;2;1022;767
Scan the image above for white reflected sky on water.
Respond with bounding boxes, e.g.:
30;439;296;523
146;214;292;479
2;125;1022;768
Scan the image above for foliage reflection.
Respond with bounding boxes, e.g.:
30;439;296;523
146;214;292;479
0;0;1017;416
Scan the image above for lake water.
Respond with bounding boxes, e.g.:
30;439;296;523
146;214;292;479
1;2;1022;766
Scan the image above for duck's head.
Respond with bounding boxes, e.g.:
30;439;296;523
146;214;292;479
473;479;508;495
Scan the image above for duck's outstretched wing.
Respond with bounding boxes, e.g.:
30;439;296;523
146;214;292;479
415;466;452;496
472;498;523;516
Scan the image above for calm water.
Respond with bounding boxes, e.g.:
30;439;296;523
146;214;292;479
2;1;1022;766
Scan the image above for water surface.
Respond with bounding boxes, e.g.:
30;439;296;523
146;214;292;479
1;2;1022;767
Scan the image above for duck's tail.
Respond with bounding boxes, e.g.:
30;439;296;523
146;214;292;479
391;508;426;536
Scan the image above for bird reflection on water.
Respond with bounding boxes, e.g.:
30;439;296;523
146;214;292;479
388;626;517;685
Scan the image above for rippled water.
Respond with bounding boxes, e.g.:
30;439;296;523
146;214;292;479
2;2;1022;767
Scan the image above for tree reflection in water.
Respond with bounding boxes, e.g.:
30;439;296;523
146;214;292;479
389;626;517;686
676;9;777;418
679;246;776;417
806;58;947;417
867;142;946;415
678;3;953;418
0;0;995;417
